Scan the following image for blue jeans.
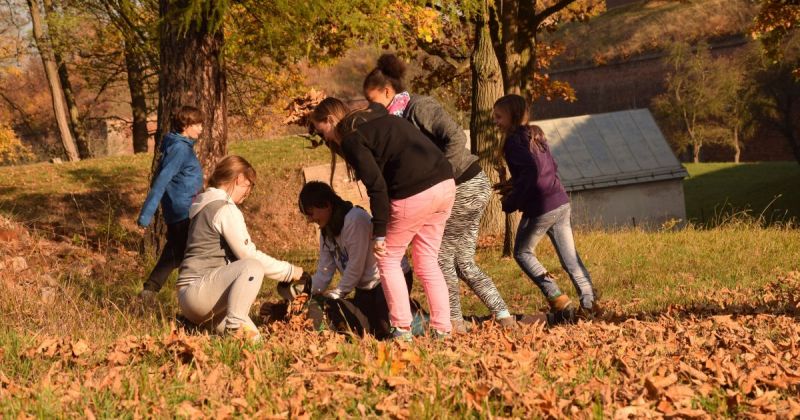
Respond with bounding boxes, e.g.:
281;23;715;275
513;204;596;309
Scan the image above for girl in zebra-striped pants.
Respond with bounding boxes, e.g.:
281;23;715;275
363;53;515;332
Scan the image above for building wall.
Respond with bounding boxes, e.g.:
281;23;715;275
534;39;796;162
569;179;687;229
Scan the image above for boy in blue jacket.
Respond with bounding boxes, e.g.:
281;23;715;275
137;106;204;300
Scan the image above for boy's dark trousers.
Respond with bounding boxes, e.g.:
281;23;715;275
142;218;190;292
352;270;415;339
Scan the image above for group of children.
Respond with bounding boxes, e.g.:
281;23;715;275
138;54;598;342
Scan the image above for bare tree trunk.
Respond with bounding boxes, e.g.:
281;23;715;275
733;127;741;163
26;0;79;161
54;53;92;158
693;141;701;163
146;0;227;254
124;38;151;154
43;0;91;158
470;8;506;239
496;1;579;255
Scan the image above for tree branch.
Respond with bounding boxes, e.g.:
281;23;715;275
533;0;577;28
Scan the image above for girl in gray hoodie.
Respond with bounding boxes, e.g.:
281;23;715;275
178;156;304;342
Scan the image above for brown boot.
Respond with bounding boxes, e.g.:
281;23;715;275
548;295;573;312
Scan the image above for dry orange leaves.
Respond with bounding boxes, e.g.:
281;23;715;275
4;272;800;418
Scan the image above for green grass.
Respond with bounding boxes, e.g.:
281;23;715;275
683;162;800;226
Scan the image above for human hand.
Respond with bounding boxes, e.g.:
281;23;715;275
373;238;387;258
287;265;304;282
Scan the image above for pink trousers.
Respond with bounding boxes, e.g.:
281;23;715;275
377;179;456;332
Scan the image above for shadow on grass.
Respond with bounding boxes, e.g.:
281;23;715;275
0;166;145;251
683;162;800;227
600;301;800;325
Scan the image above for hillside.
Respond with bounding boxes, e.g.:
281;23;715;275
547;0;758;68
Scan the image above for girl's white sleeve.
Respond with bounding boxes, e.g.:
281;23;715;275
213;204;294;282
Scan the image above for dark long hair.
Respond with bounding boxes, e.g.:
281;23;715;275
493;94;547;153
310;97;354;185
335;108;375;141
298;181;353;242
363;53;407;93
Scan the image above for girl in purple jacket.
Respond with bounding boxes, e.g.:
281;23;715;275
493;94;599;317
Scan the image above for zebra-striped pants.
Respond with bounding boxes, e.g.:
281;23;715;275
438;170;510;321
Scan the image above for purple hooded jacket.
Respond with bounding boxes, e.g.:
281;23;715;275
502;126;569;217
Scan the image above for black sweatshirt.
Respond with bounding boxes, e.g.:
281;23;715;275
341;104;453;237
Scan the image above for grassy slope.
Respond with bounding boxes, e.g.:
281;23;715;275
1;138;798;315
1;137;799;417
0;137;330;252
547;0;757;67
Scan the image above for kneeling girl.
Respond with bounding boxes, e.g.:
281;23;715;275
299;181;413;339
177;155;305;341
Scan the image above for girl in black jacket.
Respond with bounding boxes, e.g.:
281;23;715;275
363;54;515;332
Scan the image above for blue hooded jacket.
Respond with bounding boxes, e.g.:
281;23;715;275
137;132;203;226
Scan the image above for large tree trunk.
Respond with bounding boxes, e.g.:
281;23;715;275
497;0;535;256
26;0;79;161
470;10;506;239
498;0;537;98
124;38;151;154
147;0;226;254
156;0;226;176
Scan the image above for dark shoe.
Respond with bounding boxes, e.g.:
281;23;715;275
138;289;158;306
576;301;603;320
547;307;577;326
175;314;201;333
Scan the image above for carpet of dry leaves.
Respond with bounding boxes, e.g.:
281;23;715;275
2;214;800;418
3;275;799;418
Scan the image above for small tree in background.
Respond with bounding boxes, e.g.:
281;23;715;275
25;0;79;161
713;51;759;163
653;42;726;163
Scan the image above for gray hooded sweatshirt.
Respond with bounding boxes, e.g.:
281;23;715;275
177;187;295;287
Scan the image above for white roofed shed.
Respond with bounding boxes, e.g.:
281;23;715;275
536;109;687;228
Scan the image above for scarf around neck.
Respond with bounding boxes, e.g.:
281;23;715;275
387;91;411;117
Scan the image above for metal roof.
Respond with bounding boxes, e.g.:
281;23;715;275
535;109;688;192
